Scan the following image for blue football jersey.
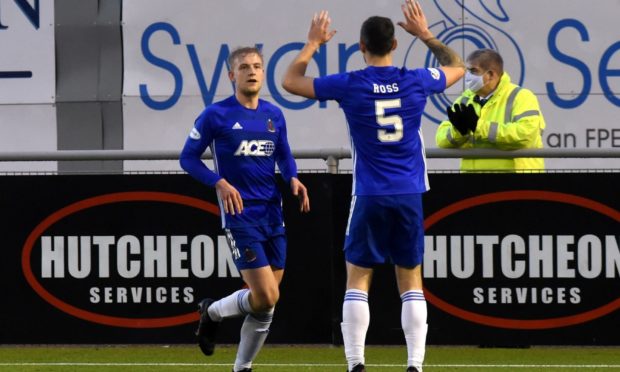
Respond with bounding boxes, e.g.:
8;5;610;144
314;66;446;195
180;95;297;228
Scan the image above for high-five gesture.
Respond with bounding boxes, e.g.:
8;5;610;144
308;10;337;47
281;7;467;370
283;10;338;98
398;0;433;41
398;0;464;86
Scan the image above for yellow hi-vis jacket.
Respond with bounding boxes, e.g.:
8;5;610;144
435;72;546;171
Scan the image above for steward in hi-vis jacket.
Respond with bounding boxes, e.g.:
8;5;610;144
436;49;546;171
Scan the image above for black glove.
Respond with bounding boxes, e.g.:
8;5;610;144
461;103;479;132
446;104;469;135
446;103;478;135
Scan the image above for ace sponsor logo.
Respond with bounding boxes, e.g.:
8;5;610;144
423;190;620;329
22;192;239;328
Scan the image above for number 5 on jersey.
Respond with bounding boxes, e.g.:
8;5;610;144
375;99;403;142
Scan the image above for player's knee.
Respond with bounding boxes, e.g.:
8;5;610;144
252;287;279;311
263;287;279;309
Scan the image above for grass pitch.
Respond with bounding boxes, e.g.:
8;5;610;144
0;344;619;371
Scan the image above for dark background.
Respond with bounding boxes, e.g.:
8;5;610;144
1;173;618;345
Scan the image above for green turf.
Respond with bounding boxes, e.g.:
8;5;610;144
0;344;619;371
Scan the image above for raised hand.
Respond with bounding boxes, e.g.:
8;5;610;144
308;10;337;47
397;0;433;41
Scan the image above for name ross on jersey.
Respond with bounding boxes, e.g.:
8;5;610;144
373;83;399;94
234;140;275;156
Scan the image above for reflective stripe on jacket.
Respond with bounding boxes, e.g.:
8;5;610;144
435;72;546;171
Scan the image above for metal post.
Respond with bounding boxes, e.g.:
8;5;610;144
326;155;339;174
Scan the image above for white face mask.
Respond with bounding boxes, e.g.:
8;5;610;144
465;70;485;92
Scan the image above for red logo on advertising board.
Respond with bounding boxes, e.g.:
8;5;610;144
423;190;620;330
21;192;220;329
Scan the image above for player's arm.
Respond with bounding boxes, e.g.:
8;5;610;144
180;116;243;215
398;0;465;88
424;38;465;88
290;177;310;213
274;116;310;212
180;116;221;187
215;179;243;216
282;10;337;99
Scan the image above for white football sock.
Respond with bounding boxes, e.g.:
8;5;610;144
233;308;274;371
207;288;252;322
401;290;427;368
341;289;369;370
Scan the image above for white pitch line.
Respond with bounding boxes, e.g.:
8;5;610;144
425;365;620;369
1;363;620;369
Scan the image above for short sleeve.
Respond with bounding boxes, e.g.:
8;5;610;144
313;72;350;102
415;67;446;95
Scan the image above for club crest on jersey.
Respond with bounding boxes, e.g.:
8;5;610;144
243;248;257;263
427;67;441;80
234;140;275;156
267;118;275;132
189;127;201;140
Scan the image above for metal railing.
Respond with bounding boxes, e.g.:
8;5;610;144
0;148;619;174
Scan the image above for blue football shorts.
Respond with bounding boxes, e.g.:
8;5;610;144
344;193;424;268
224;224;287;270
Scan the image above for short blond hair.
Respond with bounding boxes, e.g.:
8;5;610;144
228;46;263;69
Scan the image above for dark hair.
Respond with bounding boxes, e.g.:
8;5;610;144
467;49;504;75
228;46;263;69
360;16;395;56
